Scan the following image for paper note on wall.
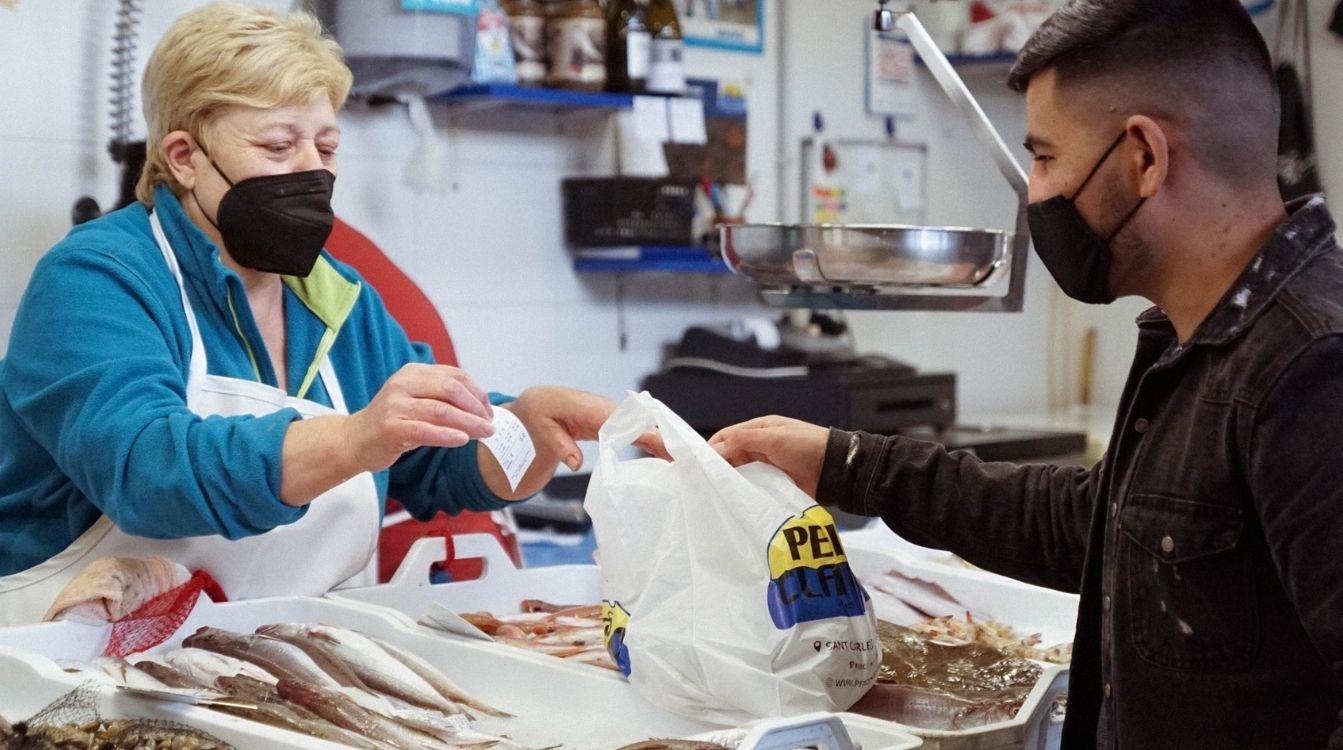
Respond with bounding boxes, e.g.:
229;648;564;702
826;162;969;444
633;96;671;141
669;98;708;144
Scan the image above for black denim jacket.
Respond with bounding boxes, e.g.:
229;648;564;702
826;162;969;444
818;197;1343;749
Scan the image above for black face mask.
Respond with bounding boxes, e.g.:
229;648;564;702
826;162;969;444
1027;132;1147;305
194;151;336;277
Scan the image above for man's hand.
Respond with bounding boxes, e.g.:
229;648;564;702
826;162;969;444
479;387;667;501
709;416;829;498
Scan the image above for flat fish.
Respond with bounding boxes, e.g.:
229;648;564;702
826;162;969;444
43;556;190;623
861;621;1042;730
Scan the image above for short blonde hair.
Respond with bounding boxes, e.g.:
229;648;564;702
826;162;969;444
136;2;353;205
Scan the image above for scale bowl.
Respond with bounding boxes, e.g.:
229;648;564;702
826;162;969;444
721;223;1010;290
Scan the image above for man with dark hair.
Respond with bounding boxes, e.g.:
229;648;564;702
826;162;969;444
711;1;1343;747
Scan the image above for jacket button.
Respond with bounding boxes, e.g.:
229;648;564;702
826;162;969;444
1161;535;1175;553
1104;594;1112;611
1134;418;1150;433
1104;683;1113;698
1110;502;1118;518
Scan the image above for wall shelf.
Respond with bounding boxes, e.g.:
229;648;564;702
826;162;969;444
572;246;731;275
431;83;636;112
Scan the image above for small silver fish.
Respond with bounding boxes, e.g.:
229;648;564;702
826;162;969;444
365;633;513;718
165;647;277;686
93;657;173;691
277;678;450;750
184;626;343;688
260;623;458;715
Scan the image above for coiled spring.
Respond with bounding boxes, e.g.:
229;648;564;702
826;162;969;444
108;0;142;162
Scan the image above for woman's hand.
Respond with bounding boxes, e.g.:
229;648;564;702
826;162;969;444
344;363;496;474
709;416;829;498
478;387;667;501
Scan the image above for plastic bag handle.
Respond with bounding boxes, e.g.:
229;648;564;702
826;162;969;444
597;391;716;465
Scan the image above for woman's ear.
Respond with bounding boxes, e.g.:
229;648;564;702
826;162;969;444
1125;115;1169;200
162;130;199;191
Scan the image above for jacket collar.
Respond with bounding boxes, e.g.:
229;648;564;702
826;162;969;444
149;186;361;397
1135;195;1337;357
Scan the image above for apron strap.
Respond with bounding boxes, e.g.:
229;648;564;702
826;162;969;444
149;210;209;386
317;356;349;415
152;210;349;416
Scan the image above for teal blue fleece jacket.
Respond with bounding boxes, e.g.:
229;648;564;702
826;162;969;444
0;187;509;576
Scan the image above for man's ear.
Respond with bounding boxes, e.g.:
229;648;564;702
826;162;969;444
1125;115;1169;199
162;130;200;191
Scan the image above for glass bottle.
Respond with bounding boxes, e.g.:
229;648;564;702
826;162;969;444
646;0;686;95
606;0;651;93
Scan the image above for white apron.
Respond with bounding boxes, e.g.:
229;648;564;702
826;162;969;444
0;212;381;627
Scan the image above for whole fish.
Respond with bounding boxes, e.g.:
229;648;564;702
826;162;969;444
276;678;451;750
261;624;458;715
224;652;497;748
184;626;344;688
531;626;604;647
365;634;513;718
250;624;369;689
214;675;392;750
165;647;277;686
134;659;213;690
93;657;174;691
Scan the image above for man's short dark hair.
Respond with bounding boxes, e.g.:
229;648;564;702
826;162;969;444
1008;0;1280;186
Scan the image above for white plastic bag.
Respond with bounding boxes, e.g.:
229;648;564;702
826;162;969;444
586;392;881;725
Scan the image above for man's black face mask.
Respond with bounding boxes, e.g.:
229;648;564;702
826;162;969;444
1027;132;1147;305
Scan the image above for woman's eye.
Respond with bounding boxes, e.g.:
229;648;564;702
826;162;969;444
266;142;293;154
1033;155;1053;165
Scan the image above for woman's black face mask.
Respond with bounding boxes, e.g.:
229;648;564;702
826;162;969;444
193;148;336;277
1027;132;1147;305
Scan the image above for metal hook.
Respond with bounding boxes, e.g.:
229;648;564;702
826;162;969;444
874;0;896;31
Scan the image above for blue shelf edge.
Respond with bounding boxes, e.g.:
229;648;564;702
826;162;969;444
573;257;732;275
572;245;732;274
433;83;635;110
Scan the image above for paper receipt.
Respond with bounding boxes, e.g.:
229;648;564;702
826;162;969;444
480;406;537;492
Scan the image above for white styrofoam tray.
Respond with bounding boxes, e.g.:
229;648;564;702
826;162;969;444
334;534;1073;750
332;533;601;620
0;595;921;750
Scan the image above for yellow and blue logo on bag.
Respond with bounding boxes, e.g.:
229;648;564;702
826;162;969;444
602;600;633;676
765;506;869;629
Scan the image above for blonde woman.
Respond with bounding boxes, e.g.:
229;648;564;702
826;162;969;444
0;3;634;624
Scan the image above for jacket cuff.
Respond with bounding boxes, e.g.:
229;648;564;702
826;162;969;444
816;429;890;517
